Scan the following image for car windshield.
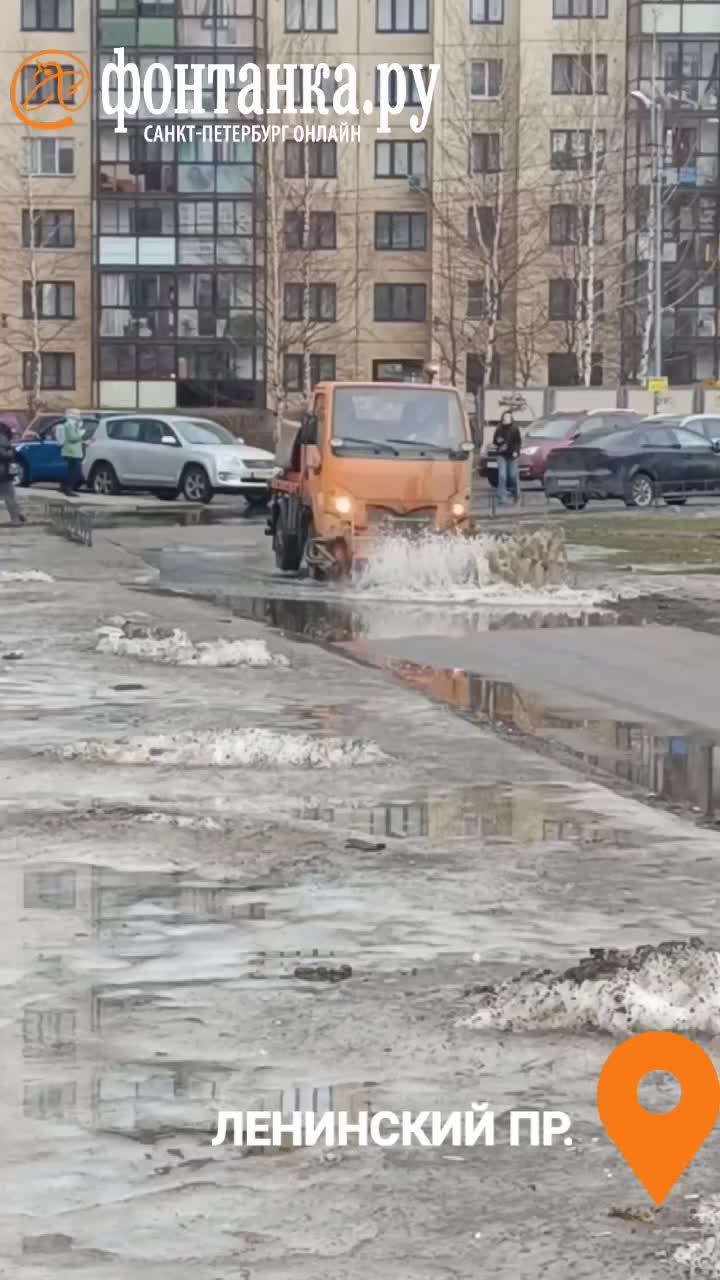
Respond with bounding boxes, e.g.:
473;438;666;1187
175;420;237;446
333;388;467;451
526;417;582;440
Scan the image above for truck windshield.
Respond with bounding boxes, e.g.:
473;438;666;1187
333;389;466;453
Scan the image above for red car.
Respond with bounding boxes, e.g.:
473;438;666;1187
517;410;644;484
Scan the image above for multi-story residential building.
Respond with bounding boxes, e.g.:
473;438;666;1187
0;0;718;417
624;0;720;384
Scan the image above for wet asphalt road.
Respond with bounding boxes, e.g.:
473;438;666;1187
3;518;720;1277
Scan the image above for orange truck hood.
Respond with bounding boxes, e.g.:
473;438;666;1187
326;457;467;507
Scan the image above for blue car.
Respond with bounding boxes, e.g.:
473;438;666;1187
14;413;110;488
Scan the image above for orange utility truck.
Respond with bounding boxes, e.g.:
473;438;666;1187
267;381;474;578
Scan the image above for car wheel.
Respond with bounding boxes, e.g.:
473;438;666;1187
560;493;588;510
274;500;304;571
626;471;655;509
182;466;213;504
89;462;119;496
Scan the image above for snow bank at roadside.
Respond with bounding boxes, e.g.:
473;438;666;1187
59;727;387;769
0;571;54;585
462;940;720;1036
96;622;289;669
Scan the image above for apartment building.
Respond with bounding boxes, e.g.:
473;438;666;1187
624;0;720;384
0;0;718;416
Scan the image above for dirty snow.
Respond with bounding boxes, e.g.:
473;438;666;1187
59;727;387;769
138;811;224;831
96;622;289;668
0;570;54;584
462;941;720;1036
675;1197;720;1277
350;533;613;608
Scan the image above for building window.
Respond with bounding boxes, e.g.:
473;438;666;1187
551;129;606;170
377;0;429;32
284;212;337;249
23;352;75;390
285;353;336;390
22;62;74;105
467;279;499;319
470;59;502;99
470;0;503;22
22;0;74;30
471;133;501;173
28;138;75;176
284;284;337;321
285;0;337;31
22;209;75;248
467;205;497;247
548;278;604;320
466;353;500;392
23;282;75;320
553;0;608;16
549;204;605;244
375;211;427;250
374;283;427;322
548;352;603;385
375;139;427;178
177;200;254;266
285;140;337;178
552;54;608;94
376;67;430;107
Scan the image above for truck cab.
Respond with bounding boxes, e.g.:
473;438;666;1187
268;381;474;578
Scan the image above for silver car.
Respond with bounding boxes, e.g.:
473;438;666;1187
82;414;277;505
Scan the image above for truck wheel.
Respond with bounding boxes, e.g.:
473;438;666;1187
560;493;587;510
274;500;304;571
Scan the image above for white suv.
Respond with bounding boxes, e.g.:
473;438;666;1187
82;414;277;506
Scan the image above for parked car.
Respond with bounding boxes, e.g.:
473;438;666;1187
481;410;644;488
679;413;720;443
544;422;720;510
13;412;111;488
82;414;277;505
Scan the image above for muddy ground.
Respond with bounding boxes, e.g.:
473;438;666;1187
2;515;720;1279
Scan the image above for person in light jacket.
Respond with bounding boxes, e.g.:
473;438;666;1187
59;412;85;496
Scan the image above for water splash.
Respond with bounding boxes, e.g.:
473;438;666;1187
349;532;610;608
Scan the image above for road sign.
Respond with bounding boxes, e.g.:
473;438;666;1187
647;378;669;393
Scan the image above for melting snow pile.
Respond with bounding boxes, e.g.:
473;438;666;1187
96;621;289;669
0;570;54;585
462;940;720;1036
675;1197;720;1277
351;530;610;608
59;727;387;769
138;811;223;831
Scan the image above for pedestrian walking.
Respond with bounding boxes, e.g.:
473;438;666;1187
0;423;26;527
59;412;85;496
493;410;522;506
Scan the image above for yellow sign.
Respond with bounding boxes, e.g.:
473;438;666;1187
647;378;669;394
704;380;720;390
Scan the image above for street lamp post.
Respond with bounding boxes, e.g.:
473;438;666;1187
631;11;665;381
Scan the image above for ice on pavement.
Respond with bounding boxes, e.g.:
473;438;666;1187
462;940;720;1036
96;622;289;668
350;532;612;608
675;1197;720;1277
59;726;387;768
0;570;54;584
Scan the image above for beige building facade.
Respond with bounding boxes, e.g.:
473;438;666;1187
0;1;716;416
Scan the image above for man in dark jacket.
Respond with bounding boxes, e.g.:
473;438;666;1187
0;423;26;526
492;410;522;506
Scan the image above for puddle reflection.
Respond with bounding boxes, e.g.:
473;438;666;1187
389;662;720;819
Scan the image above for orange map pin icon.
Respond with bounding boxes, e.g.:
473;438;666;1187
598;1031;720;1205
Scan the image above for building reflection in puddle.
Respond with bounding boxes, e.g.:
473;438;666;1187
388;660;720;820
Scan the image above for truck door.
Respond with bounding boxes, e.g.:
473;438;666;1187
303;390;327;517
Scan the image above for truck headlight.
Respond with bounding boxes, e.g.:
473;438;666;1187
334;495;352;515
452;502;466;518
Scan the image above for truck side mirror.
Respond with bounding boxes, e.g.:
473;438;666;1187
302;412;319;445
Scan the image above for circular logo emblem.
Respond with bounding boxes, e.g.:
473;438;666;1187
11;51;91;131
